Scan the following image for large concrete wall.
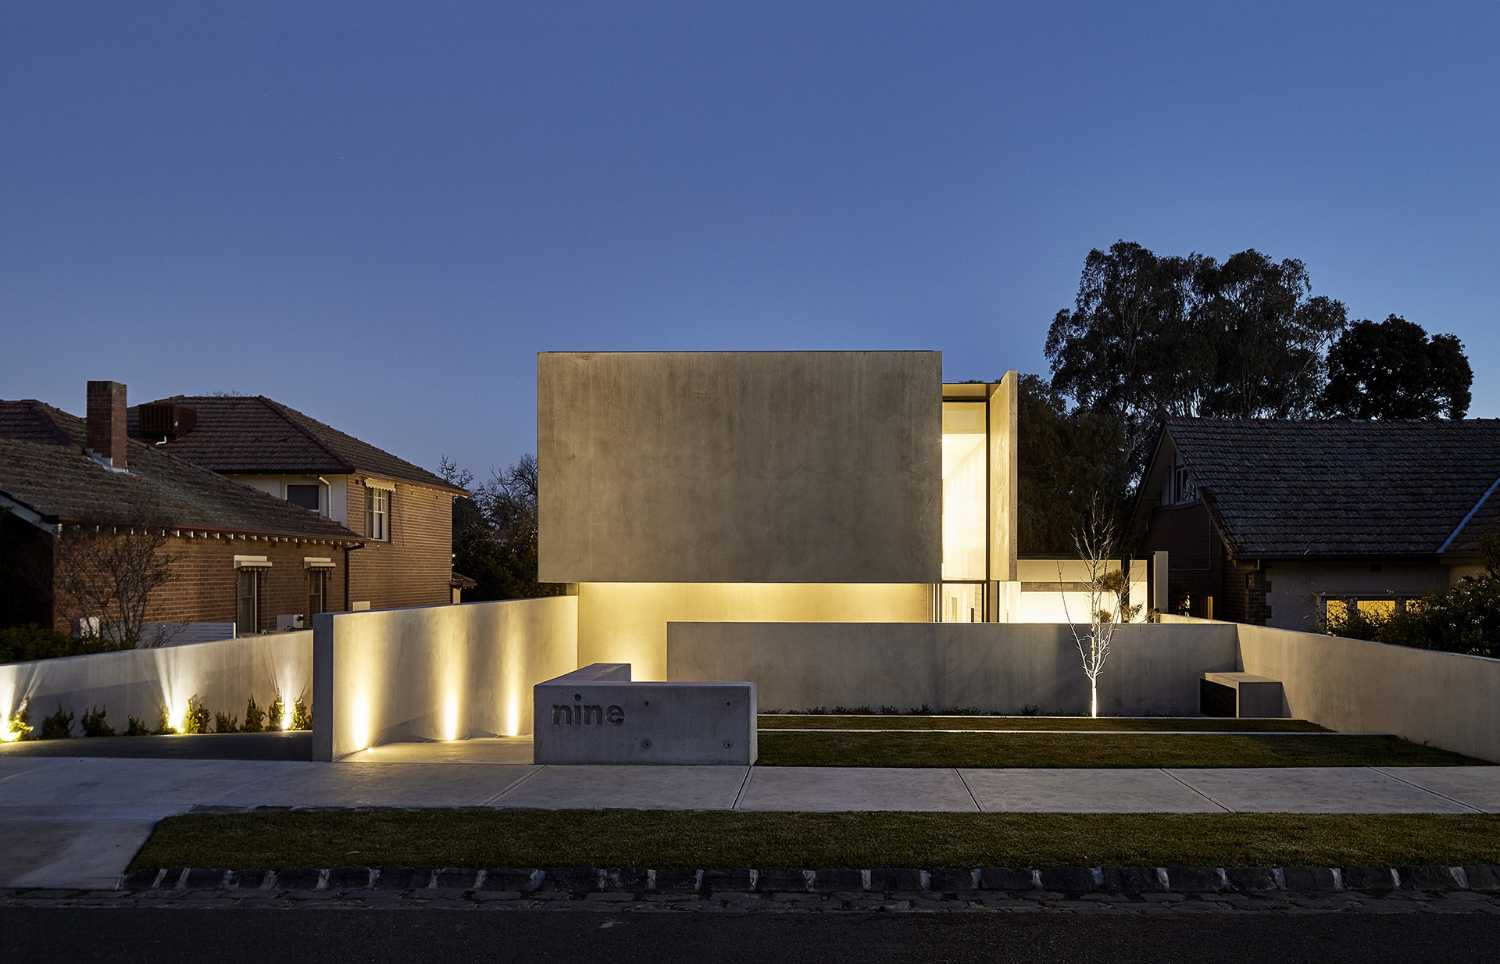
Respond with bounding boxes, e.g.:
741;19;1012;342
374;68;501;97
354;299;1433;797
1;630;310;735
667;621;1239;714
312;597;577;760
538;351;942;584
578;581;932;682
1235;622;1500;762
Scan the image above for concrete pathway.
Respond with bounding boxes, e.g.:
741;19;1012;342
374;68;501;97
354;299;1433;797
2;742;1498;889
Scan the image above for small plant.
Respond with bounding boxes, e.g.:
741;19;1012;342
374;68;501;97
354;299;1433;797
155;703;172;734
183;695;210;735
81;705;114;737
290;697;312;731
40;705;74;740
4;705;33;742
214;711;239;734
125;715;150;736
1019;704;1042;716
266;696;285;731
242;696;265;733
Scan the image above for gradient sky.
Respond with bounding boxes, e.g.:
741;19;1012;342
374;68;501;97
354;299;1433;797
3;2;1497;477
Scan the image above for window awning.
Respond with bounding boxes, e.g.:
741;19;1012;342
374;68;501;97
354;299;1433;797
303;556;335;569
364;478;396;492
233;555;272;569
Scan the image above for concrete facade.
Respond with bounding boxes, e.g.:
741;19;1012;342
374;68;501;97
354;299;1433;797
666;621;1240;714
532;663;757;765
537;351;942;584
312;596;577;760
0;630;310;737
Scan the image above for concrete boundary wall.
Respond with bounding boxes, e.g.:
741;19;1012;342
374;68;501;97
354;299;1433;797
667;622;1240;715
1234;622;1500;763
312;597;577;760
0;631;310;735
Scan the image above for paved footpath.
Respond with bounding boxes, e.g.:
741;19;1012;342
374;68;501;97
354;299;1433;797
2;744;1498;889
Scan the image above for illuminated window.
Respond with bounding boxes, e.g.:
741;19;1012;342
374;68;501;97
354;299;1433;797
1355;598;1396;619
939;582;984;623
1324;598;1348;622
941;402;986;581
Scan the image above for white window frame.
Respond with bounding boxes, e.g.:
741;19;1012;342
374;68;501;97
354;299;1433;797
365;483;392;541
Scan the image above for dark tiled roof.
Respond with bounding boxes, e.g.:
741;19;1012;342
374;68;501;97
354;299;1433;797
0;401;359;540
127;395;461;491
1166;418;1500;559
1442;484;1500;556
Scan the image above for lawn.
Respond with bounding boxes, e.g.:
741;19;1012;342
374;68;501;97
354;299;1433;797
755;732;1483;768
759;716;1328;733
132;809;1500;871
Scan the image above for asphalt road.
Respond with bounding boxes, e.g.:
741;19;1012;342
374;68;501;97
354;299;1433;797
4;907;1498;963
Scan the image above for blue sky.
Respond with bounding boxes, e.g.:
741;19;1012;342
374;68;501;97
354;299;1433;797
3;2;1496;476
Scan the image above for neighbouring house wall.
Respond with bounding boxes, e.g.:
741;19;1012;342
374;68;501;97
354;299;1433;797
1142;500;1225;618
0;630;310;734
538;351;943;584
1235;622;1500;762
312;596;577;760
346;476;454;611
227;473;350;525
667;621;1240;714
1261;560;1450;631
577;582;932;682
0;513;54;629
51;534;346;637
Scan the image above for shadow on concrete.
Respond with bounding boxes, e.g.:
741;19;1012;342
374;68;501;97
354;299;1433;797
0;731;312;761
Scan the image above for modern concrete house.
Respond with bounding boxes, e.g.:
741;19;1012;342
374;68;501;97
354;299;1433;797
1134;417;1500;629
537;350;1142;679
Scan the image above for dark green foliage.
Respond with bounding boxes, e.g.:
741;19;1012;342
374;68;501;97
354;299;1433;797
291;697;312;731
1016;374;1129;552
266;696;285;731
214;711;239;734
80;705;114;737
155;703;171;734
0;624;121;664
125;715;150;736
7;705;33;741
1321;315;1473;419
242;697;266;733
39;705;74;740
1326;543;1500;659
442;454;564;601
183;695;210;735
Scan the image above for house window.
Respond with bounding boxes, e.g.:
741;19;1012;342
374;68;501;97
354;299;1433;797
366;487;391;541
286;483;321;512
307;569;327;620
1324;596;1406;625
236;569;260;635
1163;453;1197;506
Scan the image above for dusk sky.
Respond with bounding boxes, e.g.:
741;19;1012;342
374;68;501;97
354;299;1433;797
3;2;1496;478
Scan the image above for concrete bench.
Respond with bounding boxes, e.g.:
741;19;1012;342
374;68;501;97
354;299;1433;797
533;663;757;765
1201;672;1287;718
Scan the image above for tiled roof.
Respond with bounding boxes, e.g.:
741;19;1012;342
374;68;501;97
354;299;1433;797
1166;418;1500;559
0;400;359;540
127;395;462;492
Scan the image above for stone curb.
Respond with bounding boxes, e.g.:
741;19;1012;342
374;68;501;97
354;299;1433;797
116;864;1500;897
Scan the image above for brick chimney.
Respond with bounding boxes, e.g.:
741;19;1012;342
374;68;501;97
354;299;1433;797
86;380;128;471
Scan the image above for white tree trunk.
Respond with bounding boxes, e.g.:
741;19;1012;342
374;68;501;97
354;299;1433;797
1090;678;1098;718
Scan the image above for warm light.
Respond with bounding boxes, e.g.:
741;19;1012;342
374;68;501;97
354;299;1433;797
1;719;20;742
442;693;460;742
350;693;371;751
941;402;987;581
280;697;294;733
502;695;520;738
166;700;187;734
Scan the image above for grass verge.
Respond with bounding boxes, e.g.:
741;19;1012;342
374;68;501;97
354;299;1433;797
132;810;1500;870
756;732;1485;767
759;716;1327;733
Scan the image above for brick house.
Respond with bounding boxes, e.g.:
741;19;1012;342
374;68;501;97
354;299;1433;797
126;392;467;612
0;383;362;638
1133;417;1500;629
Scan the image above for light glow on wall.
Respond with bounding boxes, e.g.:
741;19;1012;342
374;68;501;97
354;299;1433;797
442;692;460;742
279;697;295;732
350;692;371;751
942;402;987;581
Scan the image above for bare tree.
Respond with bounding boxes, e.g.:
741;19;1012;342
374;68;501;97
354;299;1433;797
54;524;176;649
1058;497;1140;717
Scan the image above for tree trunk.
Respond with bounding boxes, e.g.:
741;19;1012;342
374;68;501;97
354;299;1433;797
1090;678;1098;718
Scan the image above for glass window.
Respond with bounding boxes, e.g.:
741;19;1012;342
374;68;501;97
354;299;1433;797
236;569;259;635
942;402;986;581
286;483;320;511
307;570;327;619
939;582;985;623
366;488;391;541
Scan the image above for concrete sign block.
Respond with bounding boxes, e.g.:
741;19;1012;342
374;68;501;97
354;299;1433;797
533;664;757;765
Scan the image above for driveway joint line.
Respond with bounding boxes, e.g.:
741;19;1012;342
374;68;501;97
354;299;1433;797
482;765;546;806
1368;766;1485;814
1160;768;1232;812
954;768;984;812
731;766;755;810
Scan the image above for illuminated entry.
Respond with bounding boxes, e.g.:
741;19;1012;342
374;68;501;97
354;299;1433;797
941;400;987;582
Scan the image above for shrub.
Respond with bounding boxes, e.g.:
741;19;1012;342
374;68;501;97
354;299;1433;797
242;697;265;733
183;695;210;735
155;703;171;734
214;711;239;734
1325;549;1500;659
39;705;74;740
80;705;114;737
290;697;312;730
5;706;33;741
125;715;150;736
0;625;119;664
266;696;285;731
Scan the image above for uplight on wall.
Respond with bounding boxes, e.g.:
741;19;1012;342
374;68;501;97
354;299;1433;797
350;692;371;751
442;693;460;742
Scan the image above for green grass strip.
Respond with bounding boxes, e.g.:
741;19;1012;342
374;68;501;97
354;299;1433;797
132;810;1500;871
756;732;1485;768
759;716;1328;732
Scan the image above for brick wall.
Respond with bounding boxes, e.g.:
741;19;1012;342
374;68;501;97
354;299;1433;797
51;532;348;636
345;476;454;610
